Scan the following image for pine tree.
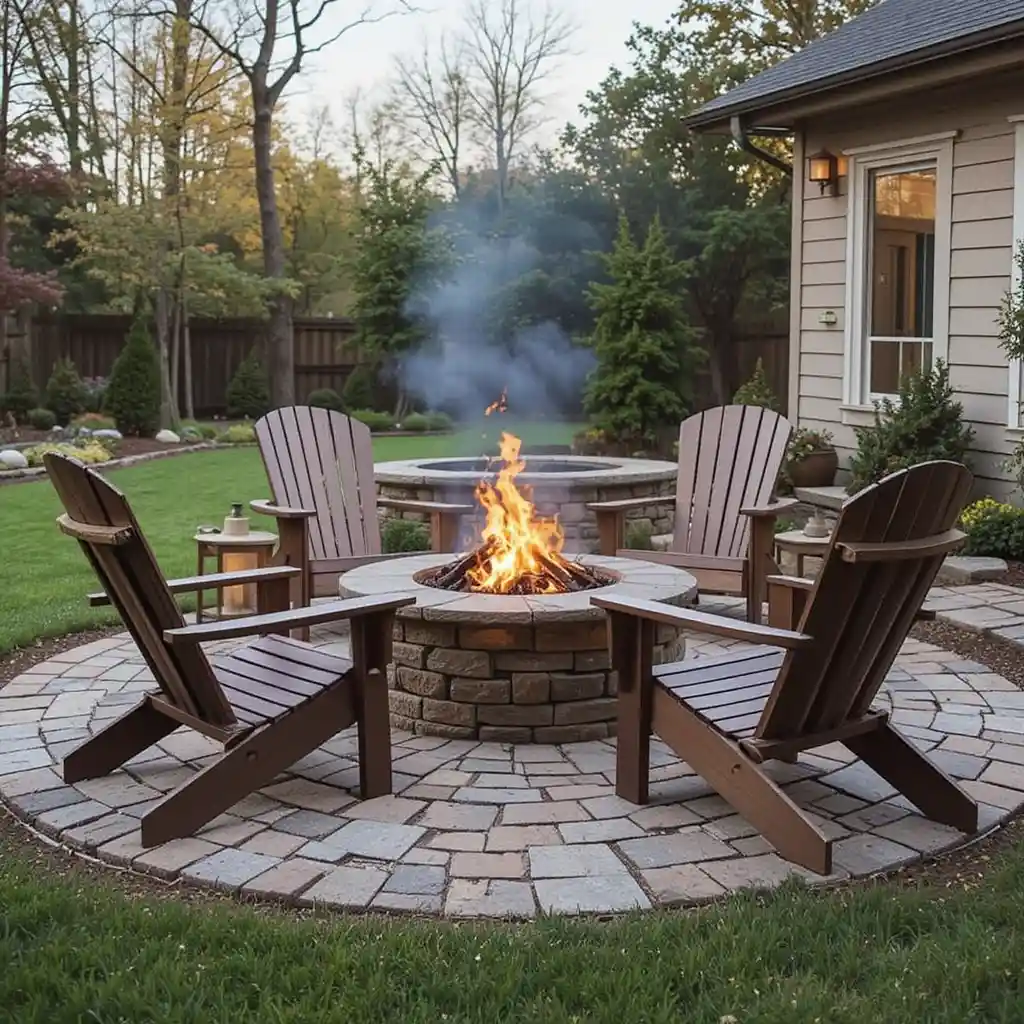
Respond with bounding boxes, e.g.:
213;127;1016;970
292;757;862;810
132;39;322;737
583;215;701;446
732;358;780;410
226;351;271;420
104;316;162;436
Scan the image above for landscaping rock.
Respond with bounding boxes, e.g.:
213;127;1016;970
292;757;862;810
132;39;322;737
154;429;180;444
0;449;28;470
92;428;123;441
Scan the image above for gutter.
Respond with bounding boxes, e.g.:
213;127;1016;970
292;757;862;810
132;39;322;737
730;116;793;175
688;19;1024;131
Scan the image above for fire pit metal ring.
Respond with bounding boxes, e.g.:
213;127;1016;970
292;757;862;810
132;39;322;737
340;553;697;744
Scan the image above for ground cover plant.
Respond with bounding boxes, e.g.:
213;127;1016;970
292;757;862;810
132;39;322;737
0;419;579;654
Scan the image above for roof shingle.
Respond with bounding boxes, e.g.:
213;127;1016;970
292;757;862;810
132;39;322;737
692;0;1024;125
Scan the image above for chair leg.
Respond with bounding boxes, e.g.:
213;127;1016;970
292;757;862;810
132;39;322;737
63;699;177;784
745;518;777;624
652;688;833;874
846;723;979;833
612;613;653;805
141;682;369;847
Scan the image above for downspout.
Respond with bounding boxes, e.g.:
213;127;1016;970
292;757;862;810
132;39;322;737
730;115;793;175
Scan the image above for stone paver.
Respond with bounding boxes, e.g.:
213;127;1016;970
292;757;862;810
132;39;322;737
4;588;1024;917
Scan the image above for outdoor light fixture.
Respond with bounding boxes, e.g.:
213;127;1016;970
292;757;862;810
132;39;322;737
807;148;839;195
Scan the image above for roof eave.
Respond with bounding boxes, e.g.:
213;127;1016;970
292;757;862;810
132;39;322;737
687;20;1024;134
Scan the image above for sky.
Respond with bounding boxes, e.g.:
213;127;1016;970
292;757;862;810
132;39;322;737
288;0;681;156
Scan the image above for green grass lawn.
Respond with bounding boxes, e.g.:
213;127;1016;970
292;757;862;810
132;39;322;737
0;420;580;655
2;831;1023;1023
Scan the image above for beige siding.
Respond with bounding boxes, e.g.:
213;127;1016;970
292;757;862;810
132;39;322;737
796;71;1022;498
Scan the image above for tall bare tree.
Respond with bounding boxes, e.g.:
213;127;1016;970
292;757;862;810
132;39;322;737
170;0;411;406
392;34;470;196
461;0;570;212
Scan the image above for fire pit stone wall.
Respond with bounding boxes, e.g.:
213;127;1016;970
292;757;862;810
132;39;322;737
340;553;698;743
374;455;678;552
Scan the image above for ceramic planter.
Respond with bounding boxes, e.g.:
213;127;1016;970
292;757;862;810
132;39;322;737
788;448;838;488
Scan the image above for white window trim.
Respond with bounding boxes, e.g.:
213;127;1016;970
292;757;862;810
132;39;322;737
1006;115;1024;428
842;134;955;408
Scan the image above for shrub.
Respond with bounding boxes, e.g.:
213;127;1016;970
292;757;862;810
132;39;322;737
959;498;1024;560
350;409;395;432
381;517;431;553
307;388;345;413
73;412;117;431
81;376;108;413
45;358;87;427
624;520;655;550
400;412;429;432
732;359;780;411
103;317;162;437
846;361;974;494
27;407;57;431
217;423;256;444
25;440;112;467
342;364;380;411
226;351;271;420
178;419;218;440
425;411;453;432
1;356;38;424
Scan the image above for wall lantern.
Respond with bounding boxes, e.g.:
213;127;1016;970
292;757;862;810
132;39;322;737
807;148;840;196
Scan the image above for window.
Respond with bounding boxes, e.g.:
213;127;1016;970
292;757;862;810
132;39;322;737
842;133;954;408
867;166;936;395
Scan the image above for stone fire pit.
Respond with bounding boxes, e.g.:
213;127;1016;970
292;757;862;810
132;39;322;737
374;455;678;553
340;553;697;743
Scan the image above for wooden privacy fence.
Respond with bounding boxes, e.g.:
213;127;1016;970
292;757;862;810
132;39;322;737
12;311;790;418
24;315;362;417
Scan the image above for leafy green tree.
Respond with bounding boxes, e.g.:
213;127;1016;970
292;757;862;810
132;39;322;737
226;351;272;420
104;316;162;437
349;155;455;418
583;215;702;448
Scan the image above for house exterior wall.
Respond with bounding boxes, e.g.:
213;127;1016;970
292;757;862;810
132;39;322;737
793;69;1024;498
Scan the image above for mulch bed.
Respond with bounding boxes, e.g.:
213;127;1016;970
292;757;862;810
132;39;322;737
1;615;1023;915
0;427;188;459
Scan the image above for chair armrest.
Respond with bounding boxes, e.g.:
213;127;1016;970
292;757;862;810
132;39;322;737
740;498;800;518
164;593;417;644
377;498;475;514
590;594;811;649
587;496;676;513
250;499;316;519
88;565;301;607
765;574;815;592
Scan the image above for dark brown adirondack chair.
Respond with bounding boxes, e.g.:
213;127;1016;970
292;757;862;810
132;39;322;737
45;452;414;848
589;405;796;623
253;406;473;605
593;461;979;875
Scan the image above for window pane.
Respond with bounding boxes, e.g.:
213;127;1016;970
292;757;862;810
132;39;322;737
869;167;936;338
870;340;901;394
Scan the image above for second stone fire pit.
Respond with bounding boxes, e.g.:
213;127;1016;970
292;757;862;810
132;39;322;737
340;553;697;742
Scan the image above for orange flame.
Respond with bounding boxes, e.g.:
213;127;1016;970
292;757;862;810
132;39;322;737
484;388;508;416
467;431;566;594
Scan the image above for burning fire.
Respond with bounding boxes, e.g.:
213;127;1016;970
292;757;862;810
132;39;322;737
484;388;508;416
467;431;571;594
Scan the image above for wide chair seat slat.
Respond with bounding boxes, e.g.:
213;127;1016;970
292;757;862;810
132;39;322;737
44;452;409;849
601;461;982;877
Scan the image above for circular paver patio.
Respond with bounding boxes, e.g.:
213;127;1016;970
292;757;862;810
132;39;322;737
3;603;1024;918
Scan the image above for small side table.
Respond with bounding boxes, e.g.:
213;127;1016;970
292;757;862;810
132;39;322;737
774;529;831;578
194;531;279;621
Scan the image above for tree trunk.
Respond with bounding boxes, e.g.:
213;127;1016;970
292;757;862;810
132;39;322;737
182;299;194;420
154;287;178;427
252;88;294;407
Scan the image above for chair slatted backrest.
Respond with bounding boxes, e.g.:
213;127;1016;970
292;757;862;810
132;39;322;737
757;460;973;741
671;405;793;558
45;453;236;728
255;407;381;563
